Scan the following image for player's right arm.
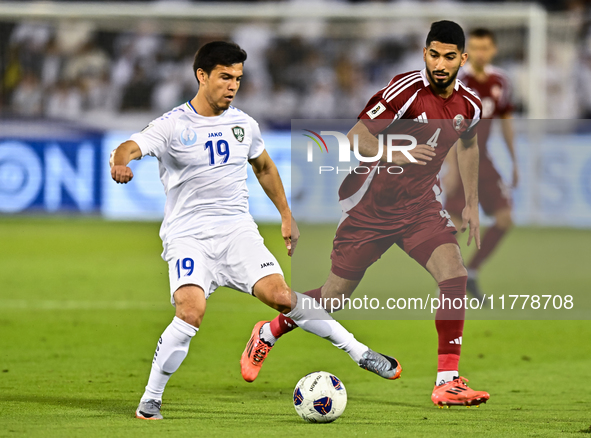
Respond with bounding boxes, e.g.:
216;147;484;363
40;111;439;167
110;141;142;184
347;121;436;166
110;114;173;184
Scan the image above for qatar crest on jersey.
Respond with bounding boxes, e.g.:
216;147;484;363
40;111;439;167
453;114;465;132
232;126;245;142
180;127;197;146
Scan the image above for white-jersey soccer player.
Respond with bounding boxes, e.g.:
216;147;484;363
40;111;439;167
110;41;402;421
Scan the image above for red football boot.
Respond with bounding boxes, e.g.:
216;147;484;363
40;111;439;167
240;321;273;382
431;376;490;407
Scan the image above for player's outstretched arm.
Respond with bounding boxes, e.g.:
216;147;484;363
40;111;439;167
346;121;435;166
457;134;481;249
500;114;518;187
110;141;142;184
249;151;299;256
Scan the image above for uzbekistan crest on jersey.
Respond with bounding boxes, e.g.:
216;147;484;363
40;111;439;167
232;126;245;142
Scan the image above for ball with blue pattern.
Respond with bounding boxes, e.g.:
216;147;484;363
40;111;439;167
293;371;347;423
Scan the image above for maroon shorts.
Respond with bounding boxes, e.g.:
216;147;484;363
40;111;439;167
330;204;458;281
445;156;511;217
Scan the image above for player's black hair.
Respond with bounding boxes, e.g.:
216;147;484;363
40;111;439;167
426;20;465;52
469;28;497;44
193;41;247;78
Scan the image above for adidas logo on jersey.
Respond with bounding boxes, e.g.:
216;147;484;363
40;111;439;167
413;112;428;123
449;336;462;345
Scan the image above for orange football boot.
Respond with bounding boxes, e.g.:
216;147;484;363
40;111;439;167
241;321;273;382
431;376;490;407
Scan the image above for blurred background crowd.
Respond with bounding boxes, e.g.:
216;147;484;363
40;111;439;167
1;0;591;130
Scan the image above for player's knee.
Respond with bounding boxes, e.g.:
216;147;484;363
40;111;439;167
455;265;468;279
321;286;353;301
174;285;206;327
176;308;204;328
259;284;291;313
439;264;468;282
495;209;513;230
322;273;358;300
267;287;291;313
254;275;292;313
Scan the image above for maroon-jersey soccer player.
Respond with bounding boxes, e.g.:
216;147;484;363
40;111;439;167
242;21;491;407
443;28;517;301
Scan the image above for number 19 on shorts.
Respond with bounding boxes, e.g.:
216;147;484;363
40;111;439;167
176;258;194;279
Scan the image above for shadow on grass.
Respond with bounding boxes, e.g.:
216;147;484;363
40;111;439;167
0;394;134;417
0;394;295;421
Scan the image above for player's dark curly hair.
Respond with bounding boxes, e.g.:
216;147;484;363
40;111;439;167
426;21;465;52
193;41;247;78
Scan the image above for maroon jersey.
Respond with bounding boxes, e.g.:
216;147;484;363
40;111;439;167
339;69;482;227
458;64;513;150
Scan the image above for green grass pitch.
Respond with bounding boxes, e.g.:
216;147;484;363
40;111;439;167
0;218;590;437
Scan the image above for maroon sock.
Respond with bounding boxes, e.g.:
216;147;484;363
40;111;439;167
468;225;507;271
435;276;467;371
269;288;322;339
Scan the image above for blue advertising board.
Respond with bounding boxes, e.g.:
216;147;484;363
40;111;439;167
1;119;591;228
0;133;103;214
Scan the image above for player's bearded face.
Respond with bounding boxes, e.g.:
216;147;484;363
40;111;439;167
424;42;466;90
202;63;243;112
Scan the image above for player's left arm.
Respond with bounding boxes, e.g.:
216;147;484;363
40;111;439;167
500;113;518;187
456;134;481;249
249;151;299;256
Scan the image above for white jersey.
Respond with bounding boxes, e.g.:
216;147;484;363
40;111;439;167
129;102;265;245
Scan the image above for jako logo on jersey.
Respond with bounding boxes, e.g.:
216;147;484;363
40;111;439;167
261;262;275;268
208;132;222;138
303;129;417;175
180;127;197;146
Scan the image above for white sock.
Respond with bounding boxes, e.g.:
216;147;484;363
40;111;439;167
286;292;368;363
141;316;198;402
436;370;459;386
259;322;277;346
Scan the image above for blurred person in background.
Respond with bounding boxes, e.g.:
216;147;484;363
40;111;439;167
11;71;43;116
45;79;83;119
443;28;517;301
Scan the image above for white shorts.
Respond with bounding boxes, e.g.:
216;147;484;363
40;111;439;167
162;220;284;305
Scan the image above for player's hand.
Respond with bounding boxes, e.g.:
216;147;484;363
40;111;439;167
282;214;300;257
111;165;134;184
461;204;481;249
389;144;436;166
512;164;519;188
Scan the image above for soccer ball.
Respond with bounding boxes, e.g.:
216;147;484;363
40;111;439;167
293;371;347;423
